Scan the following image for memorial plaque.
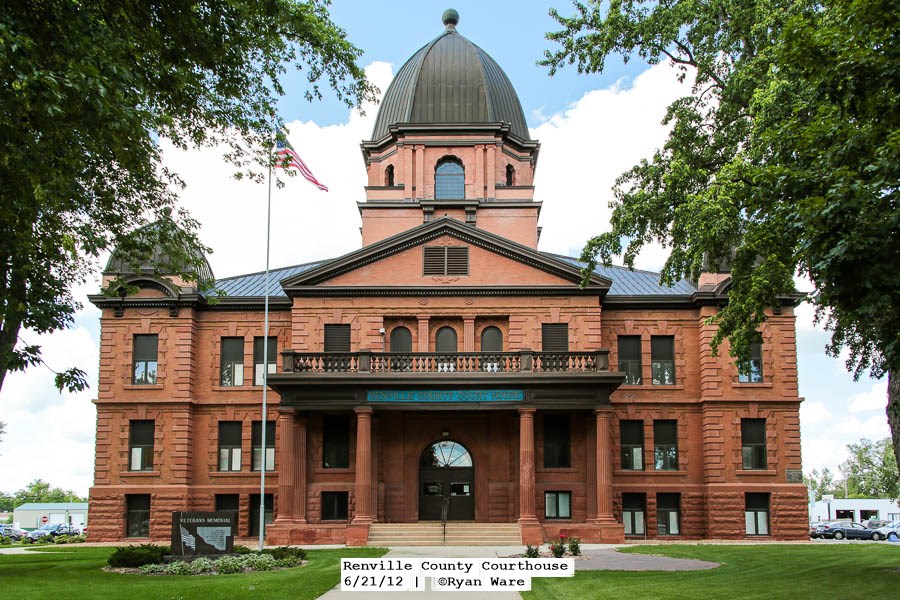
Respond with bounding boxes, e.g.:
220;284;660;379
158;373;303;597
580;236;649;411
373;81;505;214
785;469;803;483
171;511;236;557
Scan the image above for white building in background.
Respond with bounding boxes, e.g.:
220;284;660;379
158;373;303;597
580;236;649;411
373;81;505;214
12;502;88;529
809;497;900;524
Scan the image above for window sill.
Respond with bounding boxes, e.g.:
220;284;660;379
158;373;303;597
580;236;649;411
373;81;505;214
123;384;164;391
121;471;160;477
211;385;254;392
649;470;683;476
734;382;774;388
614;469;647;476
537;467;578;473
210;471;252;477
736;469;776;476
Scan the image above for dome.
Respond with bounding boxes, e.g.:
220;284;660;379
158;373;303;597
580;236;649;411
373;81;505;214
371;11;530;141
104;220;214;285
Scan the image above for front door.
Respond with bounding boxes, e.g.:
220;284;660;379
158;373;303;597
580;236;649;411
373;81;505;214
418;440;474;520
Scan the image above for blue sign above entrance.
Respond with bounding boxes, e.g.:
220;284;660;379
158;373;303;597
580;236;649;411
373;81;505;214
367;390;524;403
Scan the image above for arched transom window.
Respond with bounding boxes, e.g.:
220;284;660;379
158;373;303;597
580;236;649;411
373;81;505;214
420;440;472;467
435;158;464;199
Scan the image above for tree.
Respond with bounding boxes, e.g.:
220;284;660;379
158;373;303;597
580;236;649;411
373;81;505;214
0;0;376;393
542;0;900;469
8;479;86;507
805;467;838;502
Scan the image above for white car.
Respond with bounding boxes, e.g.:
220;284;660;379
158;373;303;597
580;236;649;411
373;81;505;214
873;522;900;542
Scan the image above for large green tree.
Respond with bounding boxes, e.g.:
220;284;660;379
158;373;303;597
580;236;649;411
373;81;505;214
542;0;899;469
0;479;86;510
0;0;376;392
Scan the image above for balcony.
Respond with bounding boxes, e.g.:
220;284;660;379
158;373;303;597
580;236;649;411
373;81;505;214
281;350;610;374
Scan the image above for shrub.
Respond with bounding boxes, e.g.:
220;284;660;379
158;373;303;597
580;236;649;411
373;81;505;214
240;553;276;572
549;534;567;558
138;563;168;575
232;545;254;555
107;544;170;568
568;536;581;556
0;536;12;546
163;561;191;576
274;557;300;568
214;555;244;574
190;557;215;574
524;544;539;558
53;534;87;544
263;546;307;561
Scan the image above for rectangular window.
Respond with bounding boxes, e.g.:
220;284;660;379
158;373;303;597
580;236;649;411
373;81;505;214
541;323;569;352
741;418;767;470
321;492;349;521
125;494;150;538
215;494;240;514
544;491;571;519
651;336;675;385
653;420;678;471
132;334;158;385
622;493;646;536
423;246;469;276
323;415;350;469
543;414;571;468
129;420;154;471
220;337;244;386
745;493;770;535
218;421;242;472
249;494;273;537
251;421;275;471
656;493;680;535
620;420;644;470
324;324;351;352
617;336;642;385
738;339;764;383
253;337;277;386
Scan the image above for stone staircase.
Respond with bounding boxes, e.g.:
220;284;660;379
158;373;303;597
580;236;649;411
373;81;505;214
367;522;522;546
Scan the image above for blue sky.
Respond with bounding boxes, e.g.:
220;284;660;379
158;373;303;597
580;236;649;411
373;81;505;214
0;1;889;498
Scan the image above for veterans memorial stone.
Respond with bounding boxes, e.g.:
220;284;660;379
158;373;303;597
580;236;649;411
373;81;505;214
171;511;236;557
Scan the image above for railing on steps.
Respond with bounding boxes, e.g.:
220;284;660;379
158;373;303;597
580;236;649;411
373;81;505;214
441;498;450;544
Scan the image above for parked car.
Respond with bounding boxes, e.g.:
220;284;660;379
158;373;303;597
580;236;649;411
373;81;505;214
809;523;822;539
815;521;876;540
0;525;27;541
873;522;900;542
25;523;81;541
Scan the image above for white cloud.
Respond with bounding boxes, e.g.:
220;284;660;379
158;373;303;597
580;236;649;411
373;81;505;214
800;401;832;425
848;382;889;413
532;63;690;270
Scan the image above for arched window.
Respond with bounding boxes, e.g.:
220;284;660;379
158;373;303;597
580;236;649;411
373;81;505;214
481;327;503;352
385;164;395;187
435;327;458;352
505;164;515;186
389;326;411;352
435;158;464;199
420;440;472;468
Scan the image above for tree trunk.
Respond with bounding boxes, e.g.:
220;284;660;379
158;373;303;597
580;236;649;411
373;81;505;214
888;369;900;475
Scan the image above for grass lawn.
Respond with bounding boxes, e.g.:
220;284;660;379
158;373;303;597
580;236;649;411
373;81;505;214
524;544;900;599
0;545;387;600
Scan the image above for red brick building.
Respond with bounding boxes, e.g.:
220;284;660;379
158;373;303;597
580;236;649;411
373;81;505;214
87;13;808;545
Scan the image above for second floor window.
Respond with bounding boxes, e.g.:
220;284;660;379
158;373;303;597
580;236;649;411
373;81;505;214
324;324;351;352
651;336;675;385
218;421;242;471
129;420;154;471
620;420;644;470
251;421;275;471
220;337;244;386
741;418;767;470
543;414;571;468
618;335;642;385
738;338;764;383
253;336;277;386
132;334;158;385
653;420;678;470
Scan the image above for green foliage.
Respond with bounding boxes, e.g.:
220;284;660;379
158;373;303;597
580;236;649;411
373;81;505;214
214;555;244;574
1;478;86;509
107;544;170;568
543;0;900;470
0;0;376;393
567;536;581;556
263;546;307;561
807;437;898;499
0;535;12;545
549;534;567;558
525;544;540;558
190;557;215;574
53;534;87;544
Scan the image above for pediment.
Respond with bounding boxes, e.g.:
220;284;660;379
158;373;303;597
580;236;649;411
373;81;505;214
281;218;610;295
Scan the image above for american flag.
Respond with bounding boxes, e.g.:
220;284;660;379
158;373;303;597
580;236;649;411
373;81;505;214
275;138;328;192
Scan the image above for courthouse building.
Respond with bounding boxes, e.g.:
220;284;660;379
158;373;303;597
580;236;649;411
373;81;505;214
87;11;808;544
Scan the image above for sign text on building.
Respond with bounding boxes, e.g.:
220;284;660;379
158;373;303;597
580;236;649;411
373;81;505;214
367;390;524;403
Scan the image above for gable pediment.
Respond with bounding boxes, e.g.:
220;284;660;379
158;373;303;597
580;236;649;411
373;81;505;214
280;218;610;296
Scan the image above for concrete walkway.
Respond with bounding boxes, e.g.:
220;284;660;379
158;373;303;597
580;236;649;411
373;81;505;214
318;543;720;599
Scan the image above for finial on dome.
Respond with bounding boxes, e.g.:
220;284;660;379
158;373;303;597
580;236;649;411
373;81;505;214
442;8;459;30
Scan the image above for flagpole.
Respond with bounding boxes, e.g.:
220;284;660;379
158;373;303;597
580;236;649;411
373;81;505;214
259;129;274;552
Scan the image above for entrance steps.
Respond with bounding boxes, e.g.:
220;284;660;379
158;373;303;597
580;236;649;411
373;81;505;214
368;522;521;546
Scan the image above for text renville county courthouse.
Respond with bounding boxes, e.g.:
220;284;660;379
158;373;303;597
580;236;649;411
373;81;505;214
86;11;808;546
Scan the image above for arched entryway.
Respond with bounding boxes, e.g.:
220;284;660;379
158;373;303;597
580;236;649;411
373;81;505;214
418;440;474;521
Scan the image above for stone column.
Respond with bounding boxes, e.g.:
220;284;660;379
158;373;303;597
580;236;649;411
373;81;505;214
276;411;296;520
593;408;615;522
517;408;539;524
294;415;307;522
353;407;374;524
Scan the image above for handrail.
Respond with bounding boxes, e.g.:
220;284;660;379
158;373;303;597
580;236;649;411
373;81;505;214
441;498;450;544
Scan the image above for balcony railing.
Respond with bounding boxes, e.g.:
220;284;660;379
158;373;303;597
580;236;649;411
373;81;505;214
281;350;610;374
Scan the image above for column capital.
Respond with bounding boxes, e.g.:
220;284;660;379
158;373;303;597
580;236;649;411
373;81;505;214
518;407;536;416
594;407;614;417
354;406;374;416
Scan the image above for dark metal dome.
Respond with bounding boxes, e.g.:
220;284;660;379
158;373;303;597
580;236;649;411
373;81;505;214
104;220;214;285
371;13;530;141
